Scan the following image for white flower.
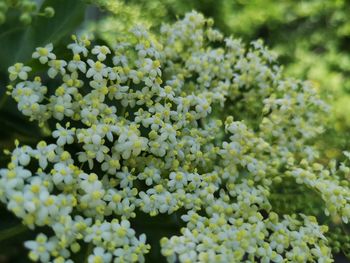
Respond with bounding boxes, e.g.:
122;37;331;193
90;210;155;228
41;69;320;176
101;153;121;174
113;55;128;66
51;93;74;120
88;247;112;263
67;39;89;56
168;171;188;190
52;123;75;146
137;167;161;186
92;45;111;61
8;63;31;81
12;143;33;166
52;163;74;185
35;141;57;169
78;143;109;169
344;151;350;160
114;130;148;159
68;54;86;73
25;233;55;262
116;167;136;188
48;59;67;78
32;43;56;64
86;59;108;81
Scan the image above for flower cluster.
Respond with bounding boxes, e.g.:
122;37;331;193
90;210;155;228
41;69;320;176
1;11;348;262
161;212;330;263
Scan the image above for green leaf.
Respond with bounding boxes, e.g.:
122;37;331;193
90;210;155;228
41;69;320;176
0;224;28;243
0;0;87;71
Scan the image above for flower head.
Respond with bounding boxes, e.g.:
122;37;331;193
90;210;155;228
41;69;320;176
32;43;56;64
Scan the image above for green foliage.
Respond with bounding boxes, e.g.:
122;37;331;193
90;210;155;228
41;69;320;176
0;0;86;70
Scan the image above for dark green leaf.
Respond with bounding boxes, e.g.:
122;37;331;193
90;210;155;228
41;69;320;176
0;0;87;70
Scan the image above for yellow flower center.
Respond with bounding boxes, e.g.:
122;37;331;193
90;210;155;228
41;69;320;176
38;48;49;56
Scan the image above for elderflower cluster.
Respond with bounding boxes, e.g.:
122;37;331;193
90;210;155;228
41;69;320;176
161;212;330;263
1;11;348;262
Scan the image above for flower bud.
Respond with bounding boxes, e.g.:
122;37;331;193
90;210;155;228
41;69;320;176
44;6;55;18
19;13;31;25
22;1;37;12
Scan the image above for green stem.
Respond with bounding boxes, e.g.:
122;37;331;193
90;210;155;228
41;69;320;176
84;243;93;263
121;107;126;117
0;224;28;242
0;93;8;110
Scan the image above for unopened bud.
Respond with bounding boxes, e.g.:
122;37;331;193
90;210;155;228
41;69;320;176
44;6;54;18
20;13;31;25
